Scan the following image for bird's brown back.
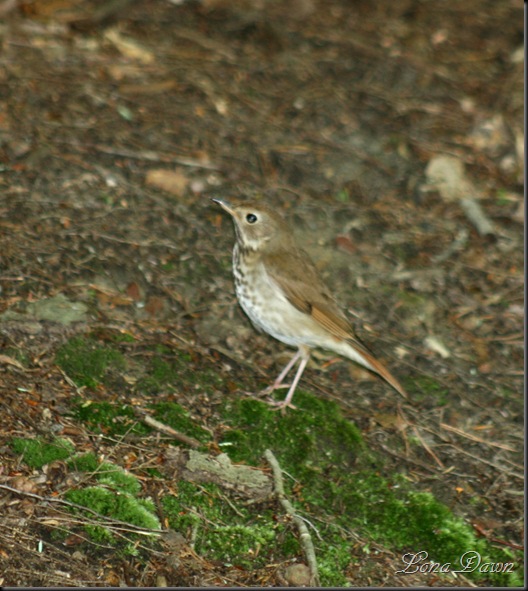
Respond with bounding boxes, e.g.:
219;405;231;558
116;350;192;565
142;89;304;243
263;246;375;358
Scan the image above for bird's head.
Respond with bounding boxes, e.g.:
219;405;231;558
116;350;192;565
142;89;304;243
212;198;291;252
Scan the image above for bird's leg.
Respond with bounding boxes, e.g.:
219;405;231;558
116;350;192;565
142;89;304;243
247;350;301;401
269;348;310;411
262;349;302;393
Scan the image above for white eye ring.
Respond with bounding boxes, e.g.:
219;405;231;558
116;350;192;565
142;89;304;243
246;213;258;224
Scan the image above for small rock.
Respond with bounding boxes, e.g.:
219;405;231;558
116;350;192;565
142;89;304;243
283;563;312;587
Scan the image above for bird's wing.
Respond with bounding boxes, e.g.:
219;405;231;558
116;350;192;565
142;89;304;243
264;248;365;346
264;248;408;399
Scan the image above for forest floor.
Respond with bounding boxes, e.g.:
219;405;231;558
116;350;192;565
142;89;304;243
0;0;524;587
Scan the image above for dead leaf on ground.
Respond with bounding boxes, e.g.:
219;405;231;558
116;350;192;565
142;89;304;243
145;169;190;197
0;354;25;370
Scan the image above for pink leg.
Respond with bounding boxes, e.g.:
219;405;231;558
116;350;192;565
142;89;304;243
271;348;311;410
266;349;302;391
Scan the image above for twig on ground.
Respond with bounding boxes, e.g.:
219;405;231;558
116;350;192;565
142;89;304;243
440;422;515;452
52;139;221;169
441;446;524;479
374;441;439;474
412;426;445;469
264;449;320;587
0;484;163;536
135;410;201;448
90;144;221;170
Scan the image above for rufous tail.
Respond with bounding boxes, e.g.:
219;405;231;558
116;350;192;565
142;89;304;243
352;345;408;399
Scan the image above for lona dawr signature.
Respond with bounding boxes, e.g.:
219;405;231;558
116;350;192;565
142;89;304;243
396;550;515;575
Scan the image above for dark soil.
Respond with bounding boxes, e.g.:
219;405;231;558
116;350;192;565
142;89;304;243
0;0;523;587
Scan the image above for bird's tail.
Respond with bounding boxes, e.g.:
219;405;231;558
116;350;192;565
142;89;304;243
360;348;408;399
343;338;409;399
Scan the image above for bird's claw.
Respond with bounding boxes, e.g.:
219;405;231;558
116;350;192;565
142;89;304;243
267;398;298;412
242;389;297;411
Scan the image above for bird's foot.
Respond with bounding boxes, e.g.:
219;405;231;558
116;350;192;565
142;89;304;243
267;398;298;412
242;386;297;411
240;383;289;399
259;383;298;411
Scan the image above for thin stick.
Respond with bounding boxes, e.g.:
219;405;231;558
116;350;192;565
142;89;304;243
0;484;162;535
412;426;445;469
264;449;320;586
137;411;201;448
440;422;515;452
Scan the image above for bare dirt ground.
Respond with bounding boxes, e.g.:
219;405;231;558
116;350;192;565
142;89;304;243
0;0;524;587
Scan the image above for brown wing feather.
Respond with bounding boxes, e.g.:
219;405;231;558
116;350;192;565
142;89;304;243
264;248;350;328
264;248;408;399
264;248;377;360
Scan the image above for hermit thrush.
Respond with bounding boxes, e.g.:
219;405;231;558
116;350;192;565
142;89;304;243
212;198;408;409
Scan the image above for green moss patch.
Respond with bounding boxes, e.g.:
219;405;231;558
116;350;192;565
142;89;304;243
150;402;211;443
220;392;364;482
74;400;149;436
10;437;75;469
55;336;125;388
73;400;210;443
64;453;160;550
214;392;365;585
65;486;159;536
48;336;521;585
213;392;523;586
136;352;184;394
162;481;298;569
68;453;141;495
135;345;222;395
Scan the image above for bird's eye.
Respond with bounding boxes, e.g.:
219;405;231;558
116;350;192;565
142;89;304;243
246;213;258;224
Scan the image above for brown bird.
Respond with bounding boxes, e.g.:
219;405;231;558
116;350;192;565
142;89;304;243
213;198;408;409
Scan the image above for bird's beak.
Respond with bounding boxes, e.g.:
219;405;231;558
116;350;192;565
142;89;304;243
211;197;235;216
